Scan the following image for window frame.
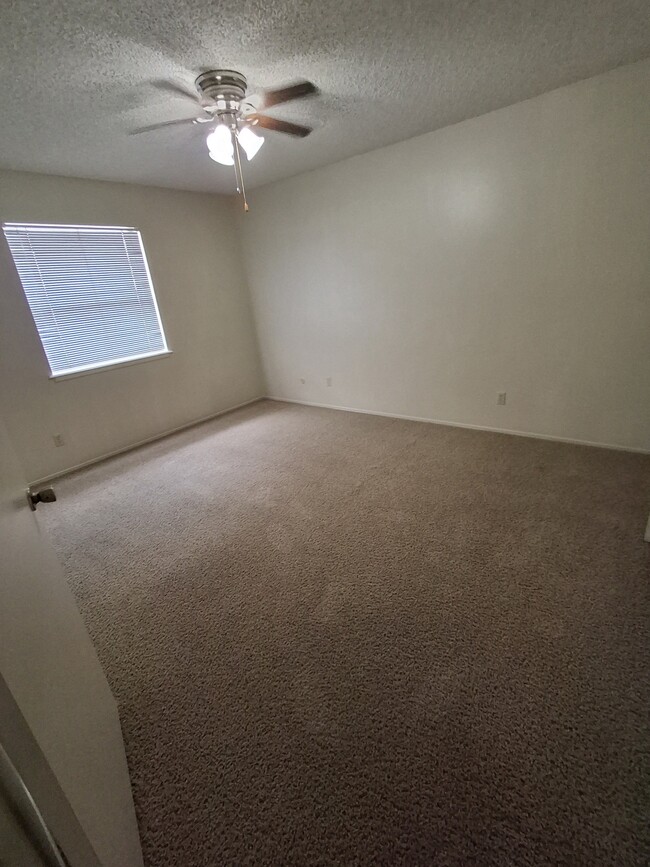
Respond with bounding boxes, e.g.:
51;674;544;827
3;222;172;380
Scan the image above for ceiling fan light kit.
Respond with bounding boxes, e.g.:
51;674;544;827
134;69;318;211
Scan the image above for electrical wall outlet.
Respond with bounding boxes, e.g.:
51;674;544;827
497;392;507;406
53;434;65;447
326;377;332;387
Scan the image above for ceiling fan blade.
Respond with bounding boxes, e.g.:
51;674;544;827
259;80;318;109
150;79;203;105
252;115;313;138
130;117;203;135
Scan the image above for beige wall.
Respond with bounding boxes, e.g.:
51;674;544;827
0;171;263;481
241;60;650;452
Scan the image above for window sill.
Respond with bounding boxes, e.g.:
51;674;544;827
50;349;173;381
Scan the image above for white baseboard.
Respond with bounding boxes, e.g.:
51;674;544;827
267;396;650;455
29;396;264;486
31;393;649;488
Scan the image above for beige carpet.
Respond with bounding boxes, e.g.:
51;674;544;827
41;400;650;866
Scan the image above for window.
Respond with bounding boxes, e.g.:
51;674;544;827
3;223;169;377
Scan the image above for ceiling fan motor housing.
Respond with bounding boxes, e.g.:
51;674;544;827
195;70;248;110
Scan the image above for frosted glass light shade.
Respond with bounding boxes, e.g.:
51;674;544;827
238;126;264;161
206;124;234;166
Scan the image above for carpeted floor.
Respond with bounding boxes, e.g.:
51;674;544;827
41;400;650;867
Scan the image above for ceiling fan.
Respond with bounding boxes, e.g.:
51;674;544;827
132;70;318;210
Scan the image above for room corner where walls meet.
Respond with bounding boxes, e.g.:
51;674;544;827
240;59;650;454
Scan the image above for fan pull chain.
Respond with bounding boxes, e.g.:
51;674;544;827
231;127;249;212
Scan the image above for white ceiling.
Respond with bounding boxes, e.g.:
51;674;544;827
1;0;649;194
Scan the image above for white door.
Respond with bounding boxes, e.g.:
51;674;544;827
0;418;143;867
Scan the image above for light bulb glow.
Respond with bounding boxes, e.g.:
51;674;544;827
206;124;234;166
237;126;264;161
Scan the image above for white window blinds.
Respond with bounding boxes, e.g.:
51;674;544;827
3;223;169;377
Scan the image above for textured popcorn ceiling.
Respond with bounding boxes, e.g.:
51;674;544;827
1;0;649;193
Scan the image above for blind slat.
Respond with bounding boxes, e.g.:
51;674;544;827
3;223;168;376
